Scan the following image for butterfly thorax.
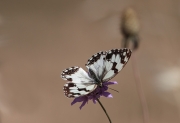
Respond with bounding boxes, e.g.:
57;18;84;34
88;68;102;86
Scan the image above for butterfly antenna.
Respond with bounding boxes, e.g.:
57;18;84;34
108;87;119;93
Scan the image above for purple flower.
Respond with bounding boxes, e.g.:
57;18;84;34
71;81;118;109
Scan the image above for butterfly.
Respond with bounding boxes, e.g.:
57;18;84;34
61;48;132;98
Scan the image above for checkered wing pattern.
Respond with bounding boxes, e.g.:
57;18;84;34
86;48;132;82
61;67;97;98
61;48;132;98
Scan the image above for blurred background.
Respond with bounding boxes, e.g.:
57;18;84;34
0;0;180;123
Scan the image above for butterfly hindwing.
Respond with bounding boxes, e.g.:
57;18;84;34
63;82;97;98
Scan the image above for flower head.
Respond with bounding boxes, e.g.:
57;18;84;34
71;81;118;109
121;7;140;50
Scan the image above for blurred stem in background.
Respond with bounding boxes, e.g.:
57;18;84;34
173;90;180;121
120;7;149;123
131;53;149;123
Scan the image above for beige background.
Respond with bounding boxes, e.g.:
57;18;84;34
0;0;180;123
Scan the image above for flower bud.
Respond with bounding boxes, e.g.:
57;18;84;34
121;7;139;37
121;8;140;50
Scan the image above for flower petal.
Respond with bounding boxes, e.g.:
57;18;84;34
71;96;87;105
104;81;118;85
92;98;96;104
71;98;79;105
80;99;88;110
71;97;84;105
101;86;108;91
102;92;113;98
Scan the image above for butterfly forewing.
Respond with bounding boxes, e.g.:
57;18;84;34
85;48;132;82
61;66;97;98
102;49;131;81
61;66;93;83
85;51;107;79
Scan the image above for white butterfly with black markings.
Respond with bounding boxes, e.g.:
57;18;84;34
61;48;132;98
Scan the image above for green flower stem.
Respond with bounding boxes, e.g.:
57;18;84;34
97;98;112;123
